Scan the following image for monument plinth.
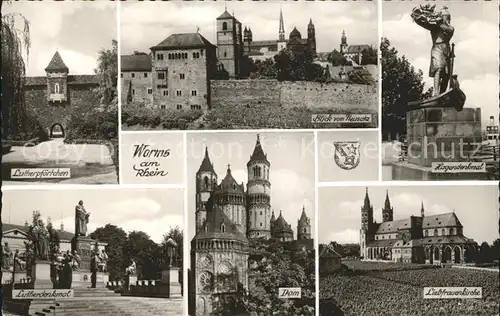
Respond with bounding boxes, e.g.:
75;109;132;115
32;260;52;289
406;107;482;167
161;266;182;298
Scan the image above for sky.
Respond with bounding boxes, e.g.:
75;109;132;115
383;1;499;128
318;185;499;246
186;132;315;243
2;188;184;244
4;1;117;76
121;1;378;55
317;130;379;182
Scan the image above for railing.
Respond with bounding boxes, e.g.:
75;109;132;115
107;279;171;298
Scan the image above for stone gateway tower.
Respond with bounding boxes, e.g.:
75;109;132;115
246;135;272;239
216;10;243;78
45;51;69;103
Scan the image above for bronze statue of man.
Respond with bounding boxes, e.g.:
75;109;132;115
75;200;90;237
412;5;454;96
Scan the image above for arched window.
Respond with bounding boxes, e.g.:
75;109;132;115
204;176;209;189
449;228;454;235
434;229;438;236
220;223;226;233
222;22;228;31
54;83;60;94
441;228;445;236
224;51;227;57
425;230;428;237
303;228;306;233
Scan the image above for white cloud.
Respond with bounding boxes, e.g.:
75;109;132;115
461;74;499;127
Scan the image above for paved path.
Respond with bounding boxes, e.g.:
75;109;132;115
3;138;114;165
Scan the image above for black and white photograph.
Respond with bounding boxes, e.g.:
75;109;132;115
381;1;499;181
318;185;499;316
185;132;315;315
1;1;119;184
120;1;378;130
1;188;184;315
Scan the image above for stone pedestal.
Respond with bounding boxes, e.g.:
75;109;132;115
406;107;482;167
125;274;137;291
71;236;94;271
33;260;52;289
161;267;181;298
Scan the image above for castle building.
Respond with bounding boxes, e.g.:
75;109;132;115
190;135;313;315
24;52;99;138
359;189;477;264
121;33;217;110
339;30;371;65
241;9;317;62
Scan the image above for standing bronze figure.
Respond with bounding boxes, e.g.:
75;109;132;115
411;5;454;96
75;200;90;237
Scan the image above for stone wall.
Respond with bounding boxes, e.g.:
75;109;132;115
210;79;377;111
25;83;101;137
122;71;153;104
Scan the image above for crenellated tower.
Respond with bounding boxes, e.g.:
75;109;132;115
307;19;316;57
360;187;374;259
382;190;394;222
246;134;272;239
195;147;218;233
297;206;311;240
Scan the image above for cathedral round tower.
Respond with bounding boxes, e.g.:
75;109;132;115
196;148;218;233
246;135;272;239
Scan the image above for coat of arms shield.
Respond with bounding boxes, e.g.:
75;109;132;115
334;141;361;170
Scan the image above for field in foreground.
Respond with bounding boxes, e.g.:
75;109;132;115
319;260;499;316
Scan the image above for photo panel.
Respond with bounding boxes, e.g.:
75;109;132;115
2;1;119;185
317;130;380;182
185;131;315;315
120;132;185;185
120;1;378;130
381;0;499;181
1;187;185;314
318;184;499;316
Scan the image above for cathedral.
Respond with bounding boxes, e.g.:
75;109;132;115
360;188;477;264
189;135;313;315
217;8;317;78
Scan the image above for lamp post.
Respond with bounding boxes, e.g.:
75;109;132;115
165;238;177;268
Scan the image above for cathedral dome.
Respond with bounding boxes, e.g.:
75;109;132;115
216;165;244;194
289;27;302;40
274;211;293;232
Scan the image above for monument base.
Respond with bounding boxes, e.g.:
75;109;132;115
391;161;489;180
72;270;109;288
32;260;53;289
71;236;95;271
161;267;182;298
